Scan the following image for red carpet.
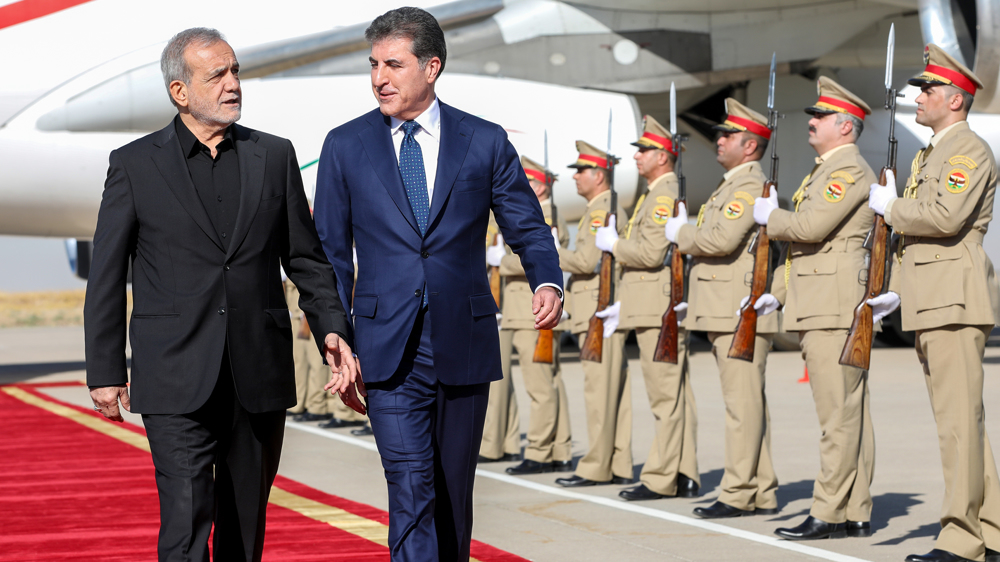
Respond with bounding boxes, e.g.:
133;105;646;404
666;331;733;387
0;383;526;562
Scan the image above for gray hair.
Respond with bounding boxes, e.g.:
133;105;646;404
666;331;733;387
365;7;446;76
160;28;226;106
835;112;864;141
955;86;975;113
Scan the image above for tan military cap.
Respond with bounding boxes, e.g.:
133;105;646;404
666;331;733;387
631;115;678;156
713;98;771;140
568;140;619;170
521;155;556;184
908;43;983;95
805;76;872;120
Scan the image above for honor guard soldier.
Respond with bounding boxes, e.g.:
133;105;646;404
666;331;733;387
753;77;877;539
483;156;575;474
285;280;332;423
868;44;1000;562
593;116;700;500
555;141;632;487
664;99;780;518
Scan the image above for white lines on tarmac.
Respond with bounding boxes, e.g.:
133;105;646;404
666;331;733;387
286;421;872;562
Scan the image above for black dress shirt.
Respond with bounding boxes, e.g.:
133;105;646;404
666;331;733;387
175;116;241;251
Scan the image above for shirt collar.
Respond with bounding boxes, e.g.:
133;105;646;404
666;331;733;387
174;114;234;158
647;171;677;190
390;96;441;140
815;143;855;164
929;120;967;147
723;160;760;181
586;188;610;207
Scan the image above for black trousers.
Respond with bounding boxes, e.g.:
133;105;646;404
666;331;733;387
143;352;285;562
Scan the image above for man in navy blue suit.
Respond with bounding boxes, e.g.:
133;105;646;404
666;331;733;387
313;7;564;561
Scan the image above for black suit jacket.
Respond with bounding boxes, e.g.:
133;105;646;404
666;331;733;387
84;121;349;415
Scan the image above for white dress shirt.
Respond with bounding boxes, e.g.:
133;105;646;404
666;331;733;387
390;97;441;204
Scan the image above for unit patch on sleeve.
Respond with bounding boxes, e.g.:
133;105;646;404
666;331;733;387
830;170;856;184
949;155;978;169
651;205;671;225
823;181;846;203
734;191;756;206
589;210;607;234
724;201;744;219
946;169;970;193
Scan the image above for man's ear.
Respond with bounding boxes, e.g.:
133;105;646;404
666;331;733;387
743;136;758;157
425;57;442;84
170;80;188;108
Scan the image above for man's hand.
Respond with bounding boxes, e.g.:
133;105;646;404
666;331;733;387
486;234;505;267
665;202;688;243
869;169;897;216
739;293;780;316
867;291;901;322
322;333;360;395
594;301;621;338
754;191;778;226
90;385;130;423
595;215;619;253
532;286;562;330
674;302;688;325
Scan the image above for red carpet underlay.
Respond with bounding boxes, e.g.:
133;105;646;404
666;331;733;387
0;383;526;562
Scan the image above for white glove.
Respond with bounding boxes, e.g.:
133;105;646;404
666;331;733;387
496;312;503;330
594;301;621;339
665;202;688;243
595;215;619;253
552;226;560;250
486;233;505;267
560;309;569;322
867;291;900;323
352;246;358;266
869;169;897;216
738;293;780;317
754;190;778;226
674;302;688;325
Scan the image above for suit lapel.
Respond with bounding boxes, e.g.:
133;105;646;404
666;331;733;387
226;125;266;260
359;111;421;236
150;124;224;252
427;102;473;230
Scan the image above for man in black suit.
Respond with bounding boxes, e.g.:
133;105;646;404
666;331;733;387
84;28;357;562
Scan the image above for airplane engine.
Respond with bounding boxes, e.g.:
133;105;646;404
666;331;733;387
919;0;1000;113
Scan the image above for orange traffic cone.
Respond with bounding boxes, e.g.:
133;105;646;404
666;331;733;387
798;366;809;383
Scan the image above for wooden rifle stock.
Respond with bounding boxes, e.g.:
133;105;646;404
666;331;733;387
489;233;502;308
840;167;893;369
580;215;615;362
533;199;558;364
654;200;685;363
728;180;775;361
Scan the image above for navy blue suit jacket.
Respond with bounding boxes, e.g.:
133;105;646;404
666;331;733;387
314;101;562;386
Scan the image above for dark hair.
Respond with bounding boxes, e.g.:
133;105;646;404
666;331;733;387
365;7;447;76
740;132;768;158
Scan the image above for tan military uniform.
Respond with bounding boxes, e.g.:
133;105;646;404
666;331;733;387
886;119;1000;559
613;171;699;495
768;142;876;524
676;160;779;511
560;189;631;481
286;282;329;415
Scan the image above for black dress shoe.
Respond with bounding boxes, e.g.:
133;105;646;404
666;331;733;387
775;516;847;540
552;460;574;473
987;548;1000;562
619;484;665;501
286;410;301;417
677;474;699;498
351;425;374;436
478;453;521;463
905;549;974;562
556;475;605;487
294;412;332;422
693;501;754;519
506;459;553;475
845;520;871;538
318;418;367;429
612;476;633;485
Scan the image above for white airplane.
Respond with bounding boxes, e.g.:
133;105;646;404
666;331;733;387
1;0;997;343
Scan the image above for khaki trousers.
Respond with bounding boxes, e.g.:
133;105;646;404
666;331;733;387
291;317;329;415
633;327;700;495
799;329;875;523
576;330;633;481
513;329;572;462
481;329;523;459
708;332;778;511
916;325;1000;560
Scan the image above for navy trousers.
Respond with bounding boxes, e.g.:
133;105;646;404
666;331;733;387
366;309;491;562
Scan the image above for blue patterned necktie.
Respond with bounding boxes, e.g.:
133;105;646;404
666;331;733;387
399;121;430;236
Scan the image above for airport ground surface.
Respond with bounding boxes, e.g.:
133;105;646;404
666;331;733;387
4;325;1000;562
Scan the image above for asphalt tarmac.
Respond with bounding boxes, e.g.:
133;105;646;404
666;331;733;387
4;325;1000;562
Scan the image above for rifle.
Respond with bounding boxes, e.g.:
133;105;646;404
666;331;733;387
729;54;780;362
840;25;899;369
580;112;618;362
534;131;557;364
655;83;686;363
